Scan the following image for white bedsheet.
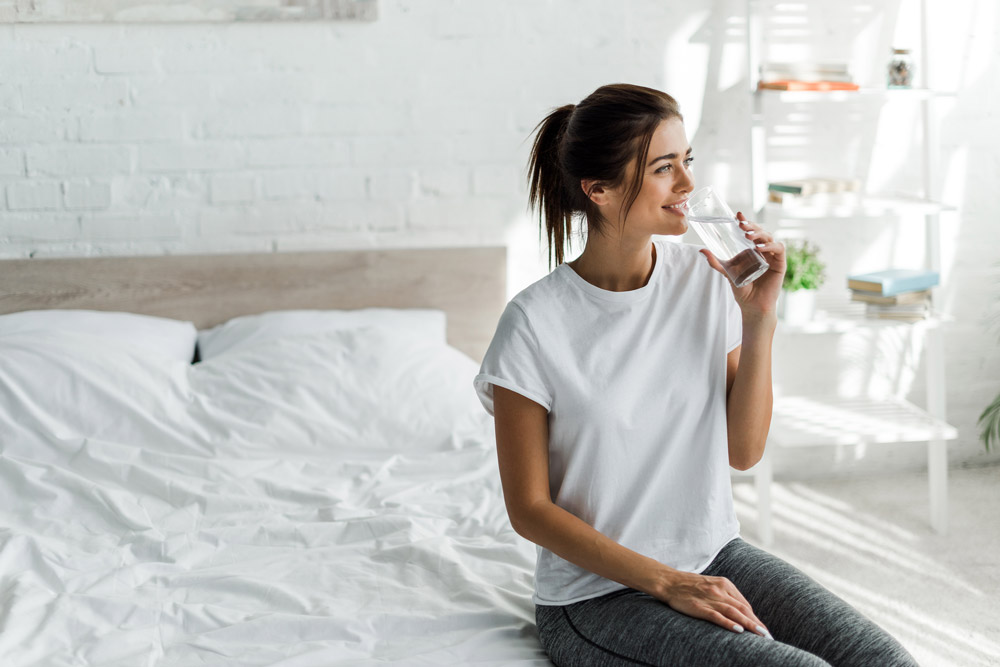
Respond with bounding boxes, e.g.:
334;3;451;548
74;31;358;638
0;330;549;666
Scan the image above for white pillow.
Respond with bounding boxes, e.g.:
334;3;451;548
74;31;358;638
196;308;447;360
0;309;198;363
0;333;194;449
192;326;482;451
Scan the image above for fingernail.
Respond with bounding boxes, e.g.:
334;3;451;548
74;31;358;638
732;624;744;633
756;625;774;640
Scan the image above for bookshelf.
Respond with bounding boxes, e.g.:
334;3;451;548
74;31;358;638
736;0;957;546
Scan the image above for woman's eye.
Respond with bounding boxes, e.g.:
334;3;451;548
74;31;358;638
684;156;695;168
656;164;671;173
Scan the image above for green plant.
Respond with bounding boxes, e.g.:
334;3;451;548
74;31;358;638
977;266;1000;451
782;240;826;292
979;394;1000;452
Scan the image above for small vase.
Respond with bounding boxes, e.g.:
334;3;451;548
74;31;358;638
781;289;817;325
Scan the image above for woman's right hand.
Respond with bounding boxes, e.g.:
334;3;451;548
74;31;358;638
655;570;774;639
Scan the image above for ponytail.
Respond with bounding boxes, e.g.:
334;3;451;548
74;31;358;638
525;84;683;271
528;104;576;270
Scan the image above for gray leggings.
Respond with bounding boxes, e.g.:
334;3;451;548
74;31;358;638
535;537;918;666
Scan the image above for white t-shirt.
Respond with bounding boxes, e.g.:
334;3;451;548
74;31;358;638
473;238;744;606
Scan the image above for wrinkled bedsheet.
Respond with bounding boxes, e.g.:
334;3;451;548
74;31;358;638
0;331;549;666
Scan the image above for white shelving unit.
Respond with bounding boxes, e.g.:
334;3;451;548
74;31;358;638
737;0;958;546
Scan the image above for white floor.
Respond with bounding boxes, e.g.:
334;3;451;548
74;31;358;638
733;464;1000;667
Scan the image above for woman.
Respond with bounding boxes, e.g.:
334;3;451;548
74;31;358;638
472;84;918;666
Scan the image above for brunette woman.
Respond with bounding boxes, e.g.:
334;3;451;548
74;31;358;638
473;83;918;666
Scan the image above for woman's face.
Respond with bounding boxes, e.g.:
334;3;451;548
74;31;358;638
607;117;695;237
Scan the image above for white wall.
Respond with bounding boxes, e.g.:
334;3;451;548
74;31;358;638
2;0;998;475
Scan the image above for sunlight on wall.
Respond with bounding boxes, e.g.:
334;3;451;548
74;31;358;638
504;212;550;301
662;12;709;136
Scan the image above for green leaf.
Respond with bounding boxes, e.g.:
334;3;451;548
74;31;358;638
978;391;1000;452
782;240;826;292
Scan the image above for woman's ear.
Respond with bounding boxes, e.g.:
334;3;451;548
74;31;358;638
581;179;611;206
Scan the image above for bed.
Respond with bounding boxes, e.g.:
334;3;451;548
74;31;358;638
0;247;551;666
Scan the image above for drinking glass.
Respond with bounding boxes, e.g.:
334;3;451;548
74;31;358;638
685;186;770;288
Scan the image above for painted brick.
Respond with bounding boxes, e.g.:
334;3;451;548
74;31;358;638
28;145;132;177
64;180;112;210
261;169;367;200
0;115;68;143
316;170;369;200
0;83;18;111
309;200;402;232
7;181;62;210
0;214;79;241
247;138;349;168
93;44;158;74
80;213;181;240
210;174;256;204
213;74;319;107
140;143;243;172
0;43;90;78
0;148;24;176
412;102;509;134
368;169;415;199
351;136;452;167
198;201;321;236
79;112;183;142
472;165;523;196
161;39;251;74
303;105;410;136
201;107;303;139
407;196;508;230
418;168;470;197
130;76;221;108
21;80;130;112
261;170;320;200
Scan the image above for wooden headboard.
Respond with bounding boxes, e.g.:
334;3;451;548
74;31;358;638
0;246;507;362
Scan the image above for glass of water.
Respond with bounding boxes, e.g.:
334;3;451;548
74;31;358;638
685;186;770;288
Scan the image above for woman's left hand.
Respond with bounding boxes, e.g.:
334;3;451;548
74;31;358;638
699;212;785;318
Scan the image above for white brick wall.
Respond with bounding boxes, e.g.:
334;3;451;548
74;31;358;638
0;0;998;473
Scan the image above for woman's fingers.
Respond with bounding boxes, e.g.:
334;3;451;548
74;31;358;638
722;581;773;638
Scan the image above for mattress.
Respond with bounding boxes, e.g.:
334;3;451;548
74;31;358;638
0;323;549;666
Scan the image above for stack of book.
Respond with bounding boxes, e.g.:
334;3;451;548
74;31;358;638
757;62;859;92
847;269;939;321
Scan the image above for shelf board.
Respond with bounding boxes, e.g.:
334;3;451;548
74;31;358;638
761;194;955;220
756;87;956;102
777;296;951;334
769;395;958;448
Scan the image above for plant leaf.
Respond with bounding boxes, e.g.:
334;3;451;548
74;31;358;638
978;391;1000;452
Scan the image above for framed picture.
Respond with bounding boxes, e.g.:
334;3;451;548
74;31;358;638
0;0;378;23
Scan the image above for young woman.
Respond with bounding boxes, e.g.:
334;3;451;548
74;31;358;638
473;84;918;666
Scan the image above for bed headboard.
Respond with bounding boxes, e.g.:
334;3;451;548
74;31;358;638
0;246;507;362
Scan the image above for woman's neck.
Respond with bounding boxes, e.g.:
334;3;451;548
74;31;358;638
567;236;656;292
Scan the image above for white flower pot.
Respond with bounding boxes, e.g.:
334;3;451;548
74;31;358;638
781;289;817;325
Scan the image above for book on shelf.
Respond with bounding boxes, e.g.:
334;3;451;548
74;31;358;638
847;269;940;296
759;62;854;83
768;178;861;196
767;178;862;205
758;80;860;92
865;302;932;321
850;288;932;305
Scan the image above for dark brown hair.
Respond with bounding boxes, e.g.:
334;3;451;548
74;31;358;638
527;83;683;269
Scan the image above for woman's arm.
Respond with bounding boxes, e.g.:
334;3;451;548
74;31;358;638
724;313;777;470
492;384;771;638
703;212;786;472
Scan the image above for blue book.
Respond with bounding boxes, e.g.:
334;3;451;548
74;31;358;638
847;269;939;296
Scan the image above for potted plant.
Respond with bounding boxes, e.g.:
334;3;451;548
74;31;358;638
780;240;826;324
